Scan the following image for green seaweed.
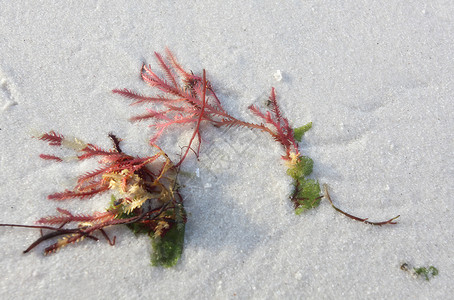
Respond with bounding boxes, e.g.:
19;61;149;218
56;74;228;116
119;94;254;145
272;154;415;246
110;194;187;267
293;122;312;142
151;217;186;268
414;266;439;281
287;125;322;214
287;155;314;180
401;263;439;281
294;178;322;215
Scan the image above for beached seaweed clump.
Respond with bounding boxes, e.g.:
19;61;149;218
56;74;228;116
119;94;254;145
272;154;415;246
0;49;399;267
1;131;186;267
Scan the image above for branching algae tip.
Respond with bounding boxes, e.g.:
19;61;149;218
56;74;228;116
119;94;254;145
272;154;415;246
1;49;399;267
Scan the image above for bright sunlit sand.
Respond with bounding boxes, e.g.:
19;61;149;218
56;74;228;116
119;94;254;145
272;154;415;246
1;2;453;299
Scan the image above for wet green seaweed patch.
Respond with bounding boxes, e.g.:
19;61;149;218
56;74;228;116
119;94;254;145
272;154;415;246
288;123;322;214
288;155;322;215
151;221;185;268
111;196;186;268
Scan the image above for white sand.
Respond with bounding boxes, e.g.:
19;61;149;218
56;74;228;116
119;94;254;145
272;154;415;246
1;1;453;299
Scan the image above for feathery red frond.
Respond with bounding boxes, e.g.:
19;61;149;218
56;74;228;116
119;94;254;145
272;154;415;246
38;131;64;146
47;185;110;200
39;154;63;162
114;49;279;164
154;51;179;88
36;209;117;226
247;88;299;160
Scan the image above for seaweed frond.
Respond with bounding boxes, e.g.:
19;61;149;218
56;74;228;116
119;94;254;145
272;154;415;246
248;88;300;162
113;49;274;165
401;263;439;281
1;132;187;267
323;184;400;225
114;50;400;223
